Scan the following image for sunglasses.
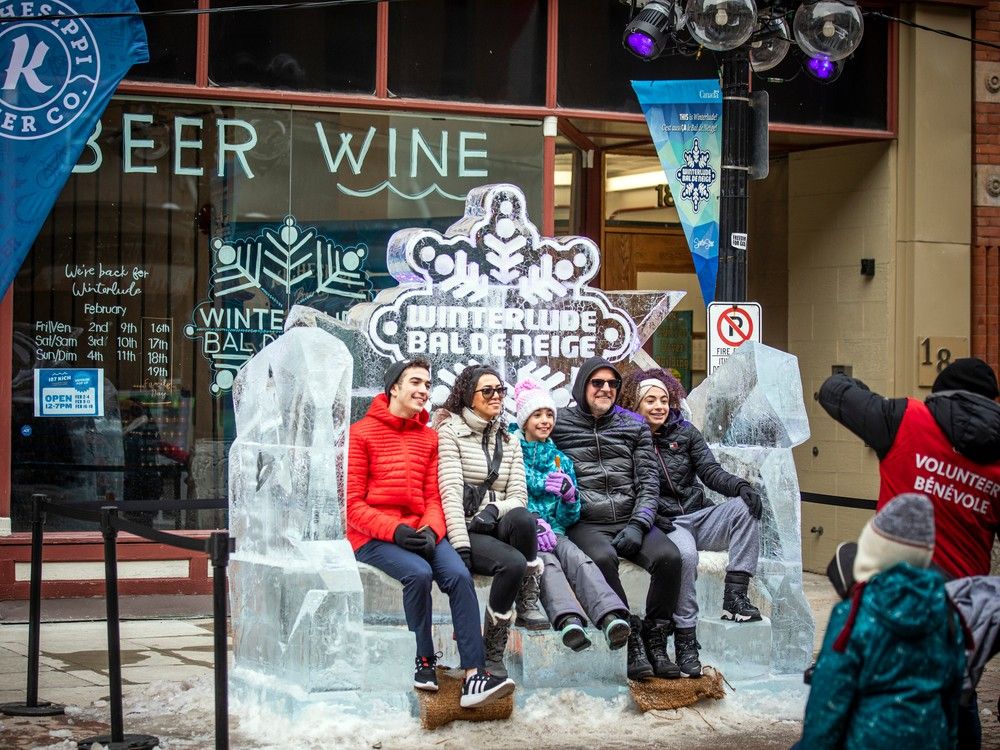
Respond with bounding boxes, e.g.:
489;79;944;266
589;378;621;391
475;385;508;399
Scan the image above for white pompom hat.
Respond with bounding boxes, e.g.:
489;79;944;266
514;378;557;430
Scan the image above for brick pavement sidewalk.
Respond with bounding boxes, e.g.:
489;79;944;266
0;575;996;749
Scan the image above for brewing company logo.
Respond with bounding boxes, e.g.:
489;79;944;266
675;138;717;212
186;216;371;395
359;184;676;409
0;1;100;140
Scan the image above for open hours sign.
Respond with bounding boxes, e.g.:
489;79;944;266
708;302;761;375
33;368;105;418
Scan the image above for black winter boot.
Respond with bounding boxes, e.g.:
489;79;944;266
626;614;654;681
641;618;681;679
722;571;762;622
515;559;549;630
483;606;513;678
673;626;702;678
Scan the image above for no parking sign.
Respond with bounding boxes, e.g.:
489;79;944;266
708;302;762;375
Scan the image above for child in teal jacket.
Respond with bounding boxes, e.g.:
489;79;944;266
511;379;631;652
796;493;967;750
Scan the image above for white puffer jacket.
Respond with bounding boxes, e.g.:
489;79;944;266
434;408;528;552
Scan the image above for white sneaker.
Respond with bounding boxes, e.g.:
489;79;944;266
459;668;515;708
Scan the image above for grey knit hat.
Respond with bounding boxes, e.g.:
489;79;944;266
854;493;935;583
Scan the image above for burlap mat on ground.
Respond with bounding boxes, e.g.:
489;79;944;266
418;667;514;730
628;666;726;712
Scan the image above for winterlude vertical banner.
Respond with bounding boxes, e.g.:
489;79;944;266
632;79;722;306
0;1;149;296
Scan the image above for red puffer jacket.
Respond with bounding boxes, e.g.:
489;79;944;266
346;394;446;551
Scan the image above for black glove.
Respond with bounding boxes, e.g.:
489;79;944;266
409;527;437;559
458;548;473;571
419;527;437;549
393;523;418;548
394;524;435;558
467;503;499;534
739;485;763;520
611;521;645;558
654;515;676;534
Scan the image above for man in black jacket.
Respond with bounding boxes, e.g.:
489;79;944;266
551;357;683;681
819;357;1000;749
818;357;1000;581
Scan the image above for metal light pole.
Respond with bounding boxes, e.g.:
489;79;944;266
716;51;752;303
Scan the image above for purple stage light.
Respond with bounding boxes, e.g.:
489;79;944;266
806;56;835;79
625;31;657;59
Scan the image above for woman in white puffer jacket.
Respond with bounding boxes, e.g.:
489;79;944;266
434;364;546;678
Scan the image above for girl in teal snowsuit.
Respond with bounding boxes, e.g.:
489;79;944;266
795;493;967;750
511;379;632;652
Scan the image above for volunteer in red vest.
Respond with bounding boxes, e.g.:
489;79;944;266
347;357;515;708
818;357;1000;580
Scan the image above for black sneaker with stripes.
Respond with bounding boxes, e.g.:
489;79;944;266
459;668;515;708
413;655;438;691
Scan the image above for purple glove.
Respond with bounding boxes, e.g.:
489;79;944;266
536;518;557;553
544;471;576;503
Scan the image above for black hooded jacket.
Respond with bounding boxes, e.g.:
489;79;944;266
652;410;750;518
550;357;660;528
818;373;1000;464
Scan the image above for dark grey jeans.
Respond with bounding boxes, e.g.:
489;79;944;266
538;535;628;628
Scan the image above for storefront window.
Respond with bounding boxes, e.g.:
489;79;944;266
126;0;198;84
10;97;542;532
208;0;377;93
388;0;547;105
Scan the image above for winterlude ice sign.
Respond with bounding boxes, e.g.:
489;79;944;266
185;216;372;394
349;183;684;406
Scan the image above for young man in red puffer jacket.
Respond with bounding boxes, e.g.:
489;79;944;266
347;357;514;708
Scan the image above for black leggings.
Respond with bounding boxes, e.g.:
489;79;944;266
567;521;681;622
469;506;538;612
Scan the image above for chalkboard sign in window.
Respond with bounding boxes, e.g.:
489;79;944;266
9;98;543;533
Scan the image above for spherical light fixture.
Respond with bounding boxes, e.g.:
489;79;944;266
623;1;674;60
685;0;757;51
749;17;790;72
793;0;864;61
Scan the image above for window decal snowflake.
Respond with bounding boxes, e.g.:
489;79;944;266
186;216;372;395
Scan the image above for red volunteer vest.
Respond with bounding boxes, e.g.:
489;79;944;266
878;398;1000;578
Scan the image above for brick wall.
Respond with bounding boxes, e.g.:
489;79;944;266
974;2;1000;380
975;0;1000;244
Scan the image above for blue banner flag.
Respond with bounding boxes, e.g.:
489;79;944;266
0;1;148;297
632;79;722;306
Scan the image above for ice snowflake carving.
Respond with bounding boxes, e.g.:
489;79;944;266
391;186;600;302
675;138;718;212
185;216;372;395
342;184;685;408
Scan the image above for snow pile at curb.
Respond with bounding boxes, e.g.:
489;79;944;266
70;673;806;749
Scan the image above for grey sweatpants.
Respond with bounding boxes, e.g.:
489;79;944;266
669;498;760;629
538;535;628;628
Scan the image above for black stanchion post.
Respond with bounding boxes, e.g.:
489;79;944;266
0;494;64;717
209;532;231;750
77;506;159;750
102;505;125;744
